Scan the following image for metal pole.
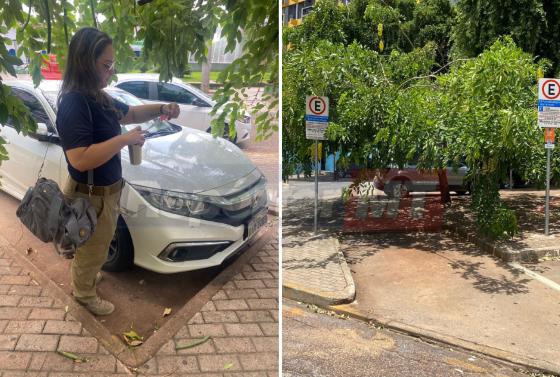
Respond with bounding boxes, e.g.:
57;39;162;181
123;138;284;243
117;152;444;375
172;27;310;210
545;147;551;236
314;140;319;234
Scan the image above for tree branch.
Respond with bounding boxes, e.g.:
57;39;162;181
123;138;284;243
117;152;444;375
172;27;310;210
20;0;33;32
89;0;98;28
44;0;51;53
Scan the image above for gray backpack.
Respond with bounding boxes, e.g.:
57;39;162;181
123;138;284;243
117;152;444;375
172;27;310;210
16;177;97;259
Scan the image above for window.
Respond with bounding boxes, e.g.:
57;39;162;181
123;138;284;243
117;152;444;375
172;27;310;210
9;88;53;131
116;81;150;100
157;83;196;105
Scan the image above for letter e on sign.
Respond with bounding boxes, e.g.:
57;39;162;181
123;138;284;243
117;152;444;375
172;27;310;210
539;79;560;100
306;96;329;117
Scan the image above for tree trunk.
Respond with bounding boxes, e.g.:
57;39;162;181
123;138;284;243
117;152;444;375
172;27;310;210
201;40;213;94
438;168;451;204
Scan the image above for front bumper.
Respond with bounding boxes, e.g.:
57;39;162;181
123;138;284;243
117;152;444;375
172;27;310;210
119;184;266;274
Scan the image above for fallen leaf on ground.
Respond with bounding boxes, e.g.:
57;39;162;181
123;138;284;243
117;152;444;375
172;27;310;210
57;350;88;363
123;328;144;347
64;305;68;313
175;336;211;350
26;248;33;255
162;307;172;317
224;362;234;370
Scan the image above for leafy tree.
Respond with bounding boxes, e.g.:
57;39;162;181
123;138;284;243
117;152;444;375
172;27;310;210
0;0;278;168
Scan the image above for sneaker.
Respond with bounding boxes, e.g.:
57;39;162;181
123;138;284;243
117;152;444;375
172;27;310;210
76;296;115;316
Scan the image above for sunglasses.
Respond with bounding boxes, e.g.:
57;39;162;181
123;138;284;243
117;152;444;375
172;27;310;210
102;61;116;71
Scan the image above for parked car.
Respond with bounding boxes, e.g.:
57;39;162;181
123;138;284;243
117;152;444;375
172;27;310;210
349;164;469;198
0;80;268;274
112;73;252;144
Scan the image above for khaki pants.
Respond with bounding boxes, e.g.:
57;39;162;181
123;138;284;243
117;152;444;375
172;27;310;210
62;176;121;299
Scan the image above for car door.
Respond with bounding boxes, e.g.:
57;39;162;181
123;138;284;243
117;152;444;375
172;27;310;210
156;82;211;133
0;87;65;199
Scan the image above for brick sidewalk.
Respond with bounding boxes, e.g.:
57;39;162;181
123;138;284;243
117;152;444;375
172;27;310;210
0;231;278;376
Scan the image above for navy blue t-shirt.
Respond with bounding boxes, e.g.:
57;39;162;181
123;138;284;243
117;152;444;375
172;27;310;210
56;92;129;186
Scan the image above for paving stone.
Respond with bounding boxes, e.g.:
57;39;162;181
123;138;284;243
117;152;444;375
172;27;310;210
213;337;255;353
0;284;11;294
0;258;12;266
156;355;199;374
242;271;273;280
176;338;216;355
246;299;278;310
234;280;266;290
0;334;19;350
251;263;277;272
188;324;227;338
256;288;278;299
262;279;278;288
0;275;31;285
0;295;21;306
236;311;275;323
43;320;81;335
0;351;32;369
211;290;228;300
4;321;45;334
28;308;65;320
197;354;240;372
7;286;42;297
37;352;75;371
187;312;204;325
18;297;53;308
3;372;49;377
214;299;250;311
15;334;59;352
155;340;177;355
58;335;98;354
224;323;263;337
0;307;31;320
251;337;278;352
202;311;239;323
238;352;278;371
201;301;216;312
72;355;116;372
225;289;259;299
259;323;278;336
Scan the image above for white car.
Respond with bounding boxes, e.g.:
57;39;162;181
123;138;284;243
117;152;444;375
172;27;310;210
112;73;252;144
0;80;268;274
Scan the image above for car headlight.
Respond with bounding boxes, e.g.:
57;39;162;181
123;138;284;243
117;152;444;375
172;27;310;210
131;184;220;220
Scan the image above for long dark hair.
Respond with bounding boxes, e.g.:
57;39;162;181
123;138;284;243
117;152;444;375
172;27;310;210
58;27;114;112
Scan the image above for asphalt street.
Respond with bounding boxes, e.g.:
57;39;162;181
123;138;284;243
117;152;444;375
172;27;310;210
283;299;551;377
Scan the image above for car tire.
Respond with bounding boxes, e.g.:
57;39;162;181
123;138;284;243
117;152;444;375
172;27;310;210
102;216;134;272
384;179;411;198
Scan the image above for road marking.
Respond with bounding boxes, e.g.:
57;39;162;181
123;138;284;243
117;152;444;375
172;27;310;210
509;262;560;292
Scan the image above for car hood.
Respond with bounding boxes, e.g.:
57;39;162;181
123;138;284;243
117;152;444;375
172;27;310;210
122;127;260;195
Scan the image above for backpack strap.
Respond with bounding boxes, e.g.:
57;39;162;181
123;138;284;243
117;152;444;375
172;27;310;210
83;95;94;196
47;195;63;241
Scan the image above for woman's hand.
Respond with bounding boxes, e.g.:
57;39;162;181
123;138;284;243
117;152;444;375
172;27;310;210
122;126;146;146
162;103;180;119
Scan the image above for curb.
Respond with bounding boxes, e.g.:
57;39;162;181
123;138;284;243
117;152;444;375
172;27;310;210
443;222;560;263
282;237;355;306
320;303;560;376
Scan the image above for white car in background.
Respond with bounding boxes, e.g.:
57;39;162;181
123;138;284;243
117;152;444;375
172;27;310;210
112;73;252;144
0;80;268;274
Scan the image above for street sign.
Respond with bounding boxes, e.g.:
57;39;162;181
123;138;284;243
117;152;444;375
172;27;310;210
545;127;555;149
305;96;329;140
538;79;560;128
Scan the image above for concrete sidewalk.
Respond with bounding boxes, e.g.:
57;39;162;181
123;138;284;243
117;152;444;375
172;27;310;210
282;185;560;375
0;225;279;375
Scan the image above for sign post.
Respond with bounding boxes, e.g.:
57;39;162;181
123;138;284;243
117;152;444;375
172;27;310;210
305;96;329;234
538;79;559;236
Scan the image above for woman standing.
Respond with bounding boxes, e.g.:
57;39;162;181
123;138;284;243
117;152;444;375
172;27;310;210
56;27;179;315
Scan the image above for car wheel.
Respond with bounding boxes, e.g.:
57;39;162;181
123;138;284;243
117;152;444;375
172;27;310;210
384;179;411;198
102;216;134;272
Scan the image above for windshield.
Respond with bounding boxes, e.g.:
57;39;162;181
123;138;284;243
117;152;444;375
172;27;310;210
105;89;144;106
43;91;58;112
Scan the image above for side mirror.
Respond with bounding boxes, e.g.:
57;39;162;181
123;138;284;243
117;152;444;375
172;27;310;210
34;123;59;144
193;98;210;108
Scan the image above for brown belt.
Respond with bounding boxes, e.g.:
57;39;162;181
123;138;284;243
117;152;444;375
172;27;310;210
74;179;124;196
